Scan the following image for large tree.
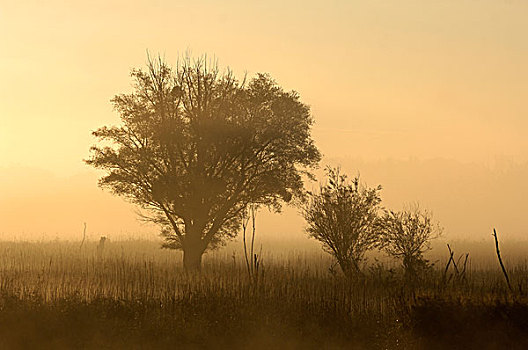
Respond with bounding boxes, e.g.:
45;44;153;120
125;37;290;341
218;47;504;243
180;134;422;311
86;56;320;271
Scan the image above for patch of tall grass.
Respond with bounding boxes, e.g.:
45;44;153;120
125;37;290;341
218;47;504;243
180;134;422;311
0;240;526;349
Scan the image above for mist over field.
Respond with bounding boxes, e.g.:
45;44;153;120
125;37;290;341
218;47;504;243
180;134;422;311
2;3;528;244
2;156;527;242
1;1;528;348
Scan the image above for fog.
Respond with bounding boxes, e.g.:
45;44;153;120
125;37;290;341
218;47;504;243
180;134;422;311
2;2;528;348
2;155;526;242
1;0;528;242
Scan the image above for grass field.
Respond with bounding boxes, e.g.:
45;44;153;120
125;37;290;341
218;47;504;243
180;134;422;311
0;239;527;349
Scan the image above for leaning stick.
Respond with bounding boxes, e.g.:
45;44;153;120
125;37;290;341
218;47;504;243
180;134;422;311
492;228;513;293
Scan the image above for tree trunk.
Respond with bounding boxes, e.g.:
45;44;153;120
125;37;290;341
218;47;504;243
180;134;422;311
183;239;205;272
338;257;361;280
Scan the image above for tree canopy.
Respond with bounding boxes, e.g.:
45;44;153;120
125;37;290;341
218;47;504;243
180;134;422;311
86;56;320;270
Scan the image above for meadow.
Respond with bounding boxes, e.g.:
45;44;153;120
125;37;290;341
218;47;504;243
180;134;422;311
0;239;527;349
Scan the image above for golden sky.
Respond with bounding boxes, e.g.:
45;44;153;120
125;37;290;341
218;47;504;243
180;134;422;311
1;0;527;239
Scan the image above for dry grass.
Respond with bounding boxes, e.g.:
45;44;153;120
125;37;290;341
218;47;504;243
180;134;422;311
0;240;526;349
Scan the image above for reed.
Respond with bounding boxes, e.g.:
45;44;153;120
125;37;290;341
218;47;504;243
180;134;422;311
0;240;526;349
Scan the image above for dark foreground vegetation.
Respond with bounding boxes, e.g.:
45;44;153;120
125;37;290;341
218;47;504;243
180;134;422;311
0;241;527;349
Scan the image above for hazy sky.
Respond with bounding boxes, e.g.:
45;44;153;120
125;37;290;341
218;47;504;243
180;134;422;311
2;0;528;173
1;1;527;240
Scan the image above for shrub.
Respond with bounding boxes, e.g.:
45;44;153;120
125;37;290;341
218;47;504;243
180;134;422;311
303;167;382;278
379;205;442;280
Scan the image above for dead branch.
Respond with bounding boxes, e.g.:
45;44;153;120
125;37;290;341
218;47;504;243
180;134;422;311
492;228;513;293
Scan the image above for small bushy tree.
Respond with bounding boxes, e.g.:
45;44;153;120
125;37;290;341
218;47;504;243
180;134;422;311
378;205;442;279
303;167;382;278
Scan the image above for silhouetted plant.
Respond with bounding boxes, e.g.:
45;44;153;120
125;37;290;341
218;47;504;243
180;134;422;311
302;167;382;278
85;54;320;271
443;243;469;285
241;204;263;284
492;228;513;293
378;205;442;281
